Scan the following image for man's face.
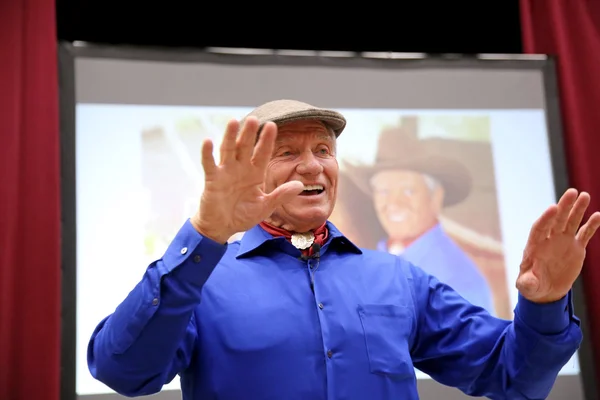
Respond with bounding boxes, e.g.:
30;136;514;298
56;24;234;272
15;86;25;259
370;170;443;241
264;120;338;232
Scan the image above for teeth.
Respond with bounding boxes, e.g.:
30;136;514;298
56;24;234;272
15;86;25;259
389;214;407;222
303;184;324;191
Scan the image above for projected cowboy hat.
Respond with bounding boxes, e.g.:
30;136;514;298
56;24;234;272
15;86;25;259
343;127;473;207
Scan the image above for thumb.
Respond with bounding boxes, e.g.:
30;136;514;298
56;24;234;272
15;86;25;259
265;181;304;209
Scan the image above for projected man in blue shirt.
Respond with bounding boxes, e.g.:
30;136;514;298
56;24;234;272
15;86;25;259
344;128;495;314
88;99;600;400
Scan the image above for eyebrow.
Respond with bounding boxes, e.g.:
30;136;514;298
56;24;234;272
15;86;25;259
317;134;334;142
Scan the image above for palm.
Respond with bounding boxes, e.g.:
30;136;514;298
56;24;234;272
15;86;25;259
193;117;303;243
517;189;600;303
203;179;271;235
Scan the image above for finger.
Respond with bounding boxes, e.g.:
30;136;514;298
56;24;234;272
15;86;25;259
220;119;240;165
550;188;578;234
265;180;304;208
251;122;278;170
200;139;216;176
527;205;559;244
576;211;600;247
236;117;260;161
564;191;590;235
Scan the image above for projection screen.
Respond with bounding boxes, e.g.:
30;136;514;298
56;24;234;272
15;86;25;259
58;43;597;400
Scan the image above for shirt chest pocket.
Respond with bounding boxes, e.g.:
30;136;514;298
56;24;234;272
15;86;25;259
357;304;415;380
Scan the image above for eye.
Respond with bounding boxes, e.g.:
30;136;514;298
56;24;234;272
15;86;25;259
275;148;293;157
316;146;330;155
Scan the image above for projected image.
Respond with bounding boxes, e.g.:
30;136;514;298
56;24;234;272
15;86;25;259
139;109;506;317
334;116;508;318
70;51;586;400
75;103;579;397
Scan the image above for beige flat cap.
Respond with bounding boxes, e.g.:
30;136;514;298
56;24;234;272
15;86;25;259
243;99;347;137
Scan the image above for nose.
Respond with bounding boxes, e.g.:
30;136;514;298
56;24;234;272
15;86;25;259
377;187;414;203
296;151;324;176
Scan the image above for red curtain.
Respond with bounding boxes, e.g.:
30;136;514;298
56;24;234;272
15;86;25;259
0;0;61;398
520;0;600;387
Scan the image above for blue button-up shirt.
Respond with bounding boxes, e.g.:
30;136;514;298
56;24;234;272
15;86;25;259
88;219;581;400
377;223;495;314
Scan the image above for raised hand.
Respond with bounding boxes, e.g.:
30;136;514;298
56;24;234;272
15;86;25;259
190;117;304;243
517;188;600;303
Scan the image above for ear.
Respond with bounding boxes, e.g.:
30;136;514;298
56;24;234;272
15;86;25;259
431;185;445;214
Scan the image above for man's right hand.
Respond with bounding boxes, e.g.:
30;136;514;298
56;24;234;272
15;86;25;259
190;117;304;244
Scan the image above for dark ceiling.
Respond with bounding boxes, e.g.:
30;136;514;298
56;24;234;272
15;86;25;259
55;1;524;54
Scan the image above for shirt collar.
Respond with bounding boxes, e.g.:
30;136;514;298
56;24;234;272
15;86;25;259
236;220;362;259
401;222;444;262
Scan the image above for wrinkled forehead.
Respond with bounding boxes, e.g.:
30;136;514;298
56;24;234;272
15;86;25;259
276;120;334;143
371;169;427;187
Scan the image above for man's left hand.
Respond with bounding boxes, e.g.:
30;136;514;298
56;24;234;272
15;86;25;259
517;188;600;303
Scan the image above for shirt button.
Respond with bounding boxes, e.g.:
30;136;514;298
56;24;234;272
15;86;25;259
152;298;159;306
181;247;188;255
327;350;333;358
318;303;324;309
193;255;202;263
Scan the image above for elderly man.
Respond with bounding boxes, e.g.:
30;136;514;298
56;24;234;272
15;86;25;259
344;127;495;314
88;100;600;400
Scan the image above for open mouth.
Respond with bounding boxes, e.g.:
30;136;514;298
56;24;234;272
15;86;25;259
300;184;325;196
387;212;408;222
